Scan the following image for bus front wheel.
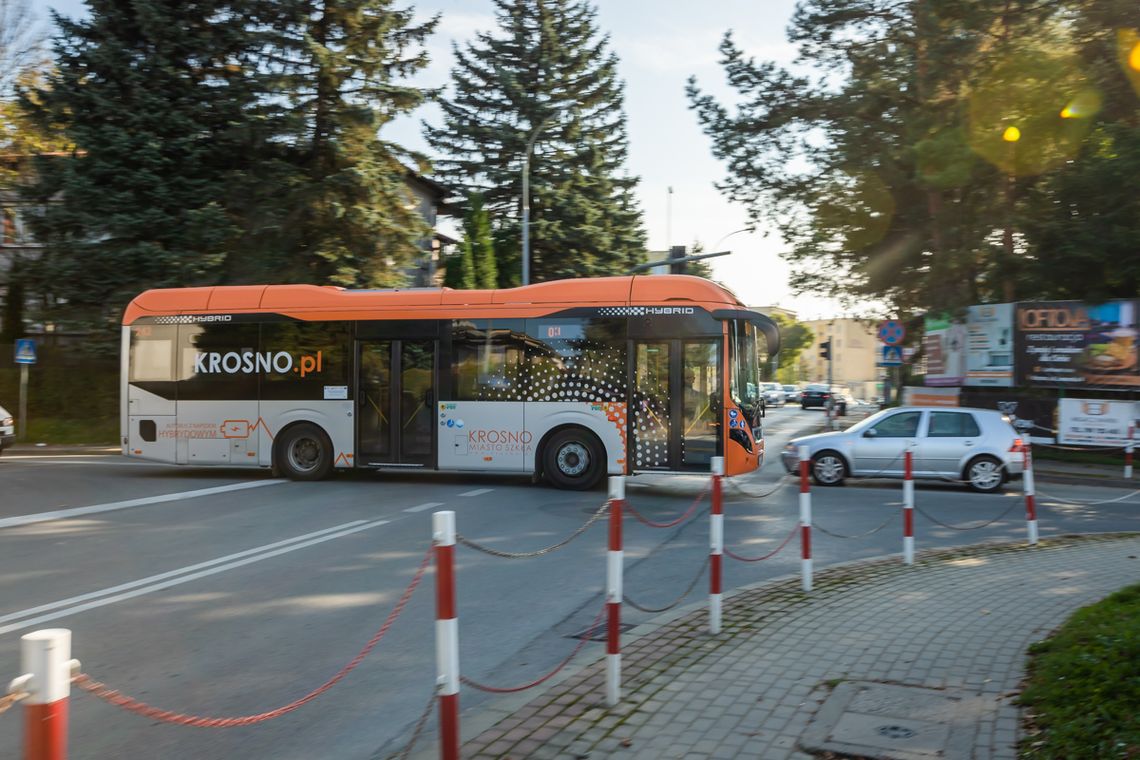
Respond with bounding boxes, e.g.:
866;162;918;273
276;423;334;481
543;428;605;491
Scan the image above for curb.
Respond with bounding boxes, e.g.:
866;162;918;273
401;532;1138;760
4;444;120;455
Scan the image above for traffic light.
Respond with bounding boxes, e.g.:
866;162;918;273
819;339;832;361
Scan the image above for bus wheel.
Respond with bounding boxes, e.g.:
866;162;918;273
276;423;334;481
543;428;605;491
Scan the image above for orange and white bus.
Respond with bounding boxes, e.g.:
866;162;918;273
122;276;779;488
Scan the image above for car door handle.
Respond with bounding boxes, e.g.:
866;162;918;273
964;440;975;446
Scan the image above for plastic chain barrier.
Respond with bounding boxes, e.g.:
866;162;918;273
459;601;608;695
0;689;27;717
625;485;709;529
456;500;610;558
71;546;433;728
623;556;708;613
395;689;437;760
724;522;799;563
1033;486;1140;507
724;472;795;500
812;506;901;540
912;500;1023;531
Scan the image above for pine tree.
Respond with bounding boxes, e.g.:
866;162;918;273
22;0;284;330
443;242;476;289
463;193;497;289
425;0;645;283
270;0;437;288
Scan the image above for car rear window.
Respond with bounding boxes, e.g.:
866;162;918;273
928;412;981;438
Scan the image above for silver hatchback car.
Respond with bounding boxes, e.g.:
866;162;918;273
781;406;1024;492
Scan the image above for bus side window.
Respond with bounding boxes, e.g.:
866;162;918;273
452;320;527;402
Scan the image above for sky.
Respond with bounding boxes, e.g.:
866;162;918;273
36;0;851;319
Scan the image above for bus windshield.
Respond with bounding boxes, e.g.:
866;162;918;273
730;320;761;415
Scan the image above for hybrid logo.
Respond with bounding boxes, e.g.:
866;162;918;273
194;350;324;377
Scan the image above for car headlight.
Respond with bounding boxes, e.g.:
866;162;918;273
783;442;796;453
2;417;12;427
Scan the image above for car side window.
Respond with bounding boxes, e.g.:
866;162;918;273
870;411;921;437
928;412;981;438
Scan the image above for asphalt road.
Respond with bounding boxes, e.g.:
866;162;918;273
0;405;1137;759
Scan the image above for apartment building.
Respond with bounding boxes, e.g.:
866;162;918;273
802;318;880;399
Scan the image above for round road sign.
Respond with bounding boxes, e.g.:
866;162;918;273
878;320;905;346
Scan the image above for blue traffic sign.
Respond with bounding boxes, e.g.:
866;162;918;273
877;319;905;346
879;345;903;367
14;338;37;365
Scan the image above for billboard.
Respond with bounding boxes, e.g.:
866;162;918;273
1016;301;1140;389
1058;398;1140;446
964;303;1014;387
960;391;1058;442
923;314;967;386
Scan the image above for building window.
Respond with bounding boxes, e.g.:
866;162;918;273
2;207;17;245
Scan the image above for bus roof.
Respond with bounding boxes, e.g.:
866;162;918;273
122;275;753;324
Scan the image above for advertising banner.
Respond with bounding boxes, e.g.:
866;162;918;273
1057;398;1139;446
1016;300;1140;389
959;391;1058;442
902;386;960;407
964;303;1014;387
923;314;967;386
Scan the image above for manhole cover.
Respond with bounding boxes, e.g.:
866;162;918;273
878;725;917;739
568;622;636;641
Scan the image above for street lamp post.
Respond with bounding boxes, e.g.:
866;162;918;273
521;116;554;286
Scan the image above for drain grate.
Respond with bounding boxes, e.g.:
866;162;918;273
878;725;918;740
568;622;636;641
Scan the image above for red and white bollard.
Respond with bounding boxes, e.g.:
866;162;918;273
709;456;724;635
1023;447;1038;546
432;511;460;760
20;628;75;760
606;476;624;708
903;446;915;565
1126;425;1134;480
799;445;813;592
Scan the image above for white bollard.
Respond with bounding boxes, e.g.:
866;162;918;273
798;445;813;592
21;628;75;760
709;456;724;635
1126;425;1134;480
903;446;915;565
432;512;460;760
606;476;624;707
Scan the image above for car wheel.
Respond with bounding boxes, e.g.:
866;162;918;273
811;450;847;486
965;455;1004;493
801;403;808;410
543;428;605;491
276;423;334;481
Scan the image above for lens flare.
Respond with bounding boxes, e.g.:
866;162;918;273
1132;40;1140;71
1002;126;1021;142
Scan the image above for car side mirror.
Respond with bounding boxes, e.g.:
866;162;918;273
862;429;877;438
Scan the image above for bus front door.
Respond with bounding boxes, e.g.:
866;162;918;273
632;339;721;472
357;340;435;467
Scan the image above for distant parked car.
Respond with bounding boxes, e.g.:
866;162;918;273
781;406;1025;493
0;403;14;455
782;384;802;404
760;382;786;407
800;383;831;409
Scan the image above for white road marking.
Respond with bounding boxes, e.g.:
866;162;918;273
0;480;285;530
459;488;493;497
0;519;389;636
0;521;368;626
404;502;445;513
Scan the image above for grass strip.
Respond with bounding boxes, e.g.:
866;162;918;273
1019;582;1140;759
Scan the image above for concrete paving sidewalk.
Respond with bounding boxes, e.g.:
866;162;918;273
439;534;1139;760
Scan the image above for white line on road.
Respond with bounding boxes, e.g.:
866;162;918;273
404;502;445;513
0;480;286;530
0;519;389;637
459;488;493;497
0;521;368;627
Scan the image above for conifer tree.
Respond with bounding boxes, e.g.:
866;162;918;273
270;0;438;288
23;0;286;330
425;0;645;283
463;193;497;289
443;242;476;289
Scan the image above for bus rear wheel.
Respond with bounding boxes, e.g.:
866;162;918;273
276;423;334;481
543;428;605;491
